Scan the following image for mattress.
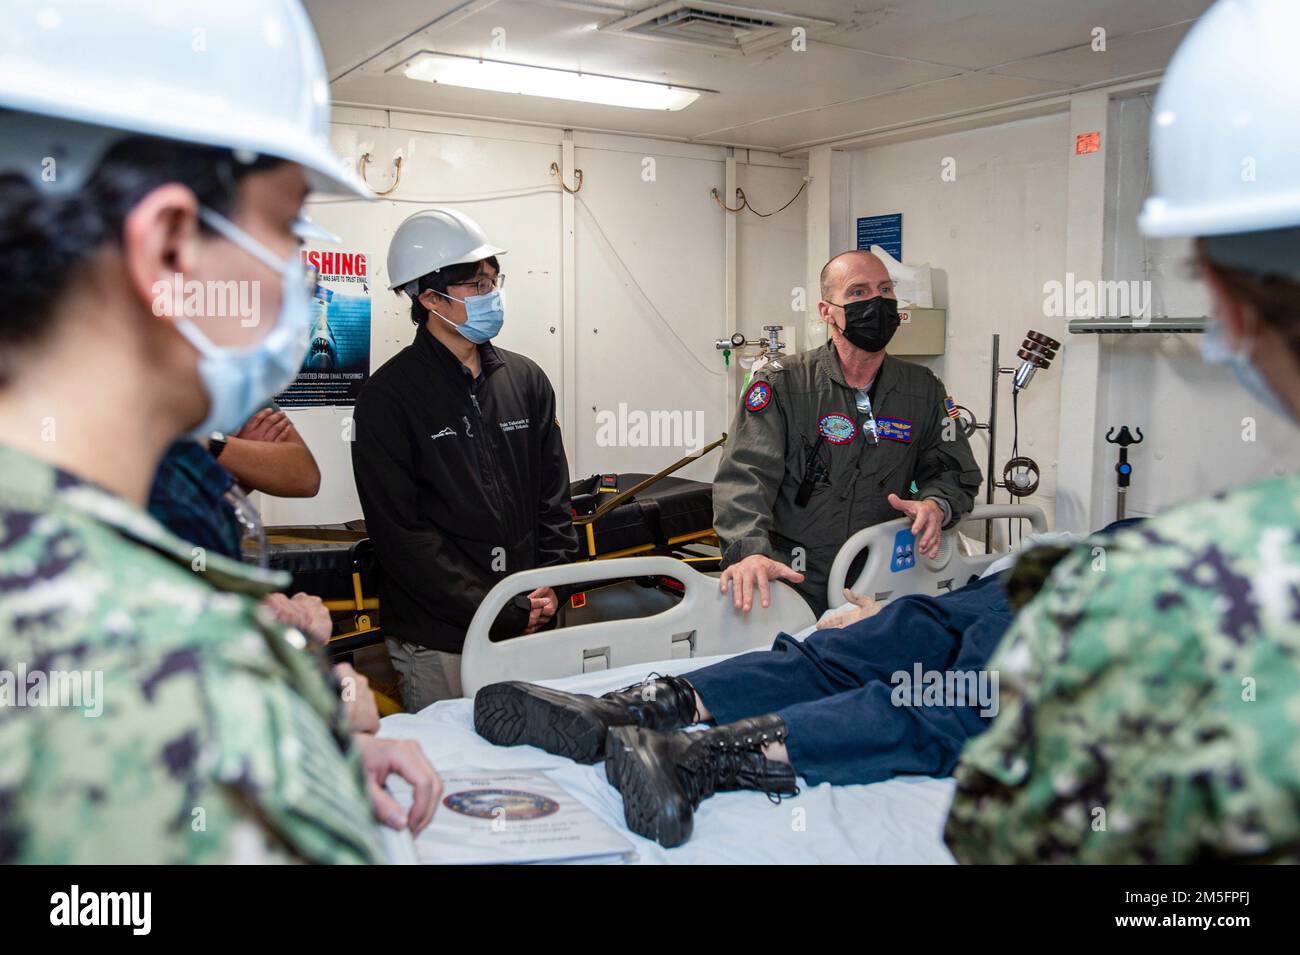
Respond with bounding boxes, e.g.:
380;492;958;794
379;653;957;865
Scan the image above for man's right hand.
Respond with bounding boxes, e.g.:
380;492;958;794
355;735;441;835
719;554;805;612
816;588;882;630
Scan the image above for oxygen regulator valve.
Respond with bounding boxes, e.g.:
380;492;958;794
715;326;786;363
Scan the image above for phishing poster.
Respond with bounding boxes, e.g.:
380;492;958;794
276;248;372;407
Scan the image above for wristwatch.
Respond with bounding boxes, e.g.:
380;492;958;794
207;432;228;459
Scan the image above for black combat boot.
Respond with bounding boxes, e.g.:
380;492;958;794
604;714;799;848
473;674;699;764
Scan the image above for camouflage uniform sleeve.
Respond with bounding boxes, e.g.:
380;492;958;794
944;526;1300;863
2;658;340;864
712;372;787;566
198;682;380;864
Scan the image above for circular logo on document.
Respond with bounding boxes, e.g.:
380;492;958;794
744;380;772;412
443;788;560;820
818;413;856;445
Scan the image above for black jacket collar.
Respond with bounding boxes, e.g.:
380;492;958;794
413;325;506;379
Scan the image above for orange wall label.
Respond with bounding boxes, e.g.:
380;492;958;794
1076;131;1101;155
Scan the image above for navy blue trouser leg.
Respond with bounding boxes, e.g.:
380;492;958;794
688;592;970;719
684;579;1012;786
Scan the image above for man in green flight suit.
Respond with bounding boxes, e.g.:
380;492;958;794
713;248;983;617
0;0;437;863
944;0;1300;863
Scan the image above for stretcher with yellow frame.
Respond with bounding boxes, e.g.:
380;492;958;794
258;437;729;709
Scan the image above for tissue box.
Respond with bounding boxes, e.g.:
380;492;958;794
891;307;946;357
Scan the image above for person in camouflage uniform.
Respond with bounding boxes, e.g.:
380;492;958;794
945;487;1300;862
946;0;1300;864
0;0;437;863
0;444;386;863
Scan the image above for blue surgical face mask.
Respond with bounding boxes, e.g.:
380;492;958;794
172;207;314;437
1200;317;1296;424
432;287;505;344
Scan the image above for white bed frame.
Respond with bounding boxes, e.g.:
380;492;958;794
460;504;1048;698
460;557;816;698
825;503;1047;608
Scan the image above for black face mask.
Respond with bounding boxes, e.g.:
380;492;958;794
838;296;899;352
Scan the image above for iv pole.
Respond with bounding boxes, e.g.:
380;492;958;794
984;334;1003;553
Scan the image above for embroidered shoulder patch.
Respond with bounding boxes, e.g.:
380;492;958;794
744;380;772;412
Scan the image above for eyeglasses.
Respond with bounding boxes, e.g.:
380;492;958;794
855;388;880;446
448;274;506;295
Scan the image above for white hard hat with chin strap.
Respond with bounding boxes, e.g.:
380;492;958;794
1138;0;1300;281
0;0;368;199
387;208;506;294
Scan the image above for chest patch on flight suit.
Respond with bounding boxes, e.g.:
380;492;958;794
744;380;772;412
817;413;856;445
877;417;913;443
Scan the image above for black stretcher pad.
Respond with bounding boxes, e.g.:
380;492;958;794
569;473;714;556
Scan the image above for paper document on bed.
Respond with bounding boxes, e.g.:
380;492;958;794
417;769;637;865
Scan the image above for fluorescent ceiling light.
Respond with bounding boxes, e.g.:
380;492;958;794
401;52;703;111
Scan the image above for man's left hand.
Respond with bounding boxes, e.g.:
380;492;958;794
234;408;293;444
333;662;381;734
887;493;943;559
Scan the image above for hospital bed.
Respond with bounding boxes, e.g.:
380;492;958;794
380;504;1048;864
460;503;1047;696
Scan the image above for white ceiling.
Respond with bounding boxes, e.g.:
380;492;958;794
306;0;1213;154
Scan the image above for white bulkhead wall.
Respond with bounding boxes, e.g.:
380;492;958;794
256;110;806;525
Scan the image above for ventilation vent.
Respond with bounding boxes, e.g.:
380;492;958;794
601;2;836;55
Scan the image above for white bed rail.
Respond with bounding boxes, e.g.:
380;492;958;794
826;504;1048;609
460;556;816;698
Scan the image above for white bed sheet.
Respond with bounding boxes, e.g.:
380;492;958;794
380;653;957;865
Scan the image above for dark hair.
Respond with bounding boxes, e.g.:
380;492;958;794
407;255;500;326
0;134;279;379
1196;239;1300;362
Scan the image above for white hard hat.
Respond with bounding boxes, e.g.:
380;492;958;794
387;208;506;292
1139;0;1300;241
293;213;343;244
0;0;368;198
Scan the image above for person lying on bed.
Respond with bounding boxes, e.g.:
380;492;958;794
471;542;1086;848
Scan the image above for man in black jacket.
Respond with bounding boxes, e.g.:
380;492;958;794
353;208;578;711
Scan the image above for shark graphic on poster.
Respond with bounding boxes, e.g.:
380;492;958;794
276;247;372;407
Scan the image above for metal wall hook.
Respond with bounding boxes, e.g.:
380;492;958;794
711;186;746;213
549;162;584;193
359;152;402;196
